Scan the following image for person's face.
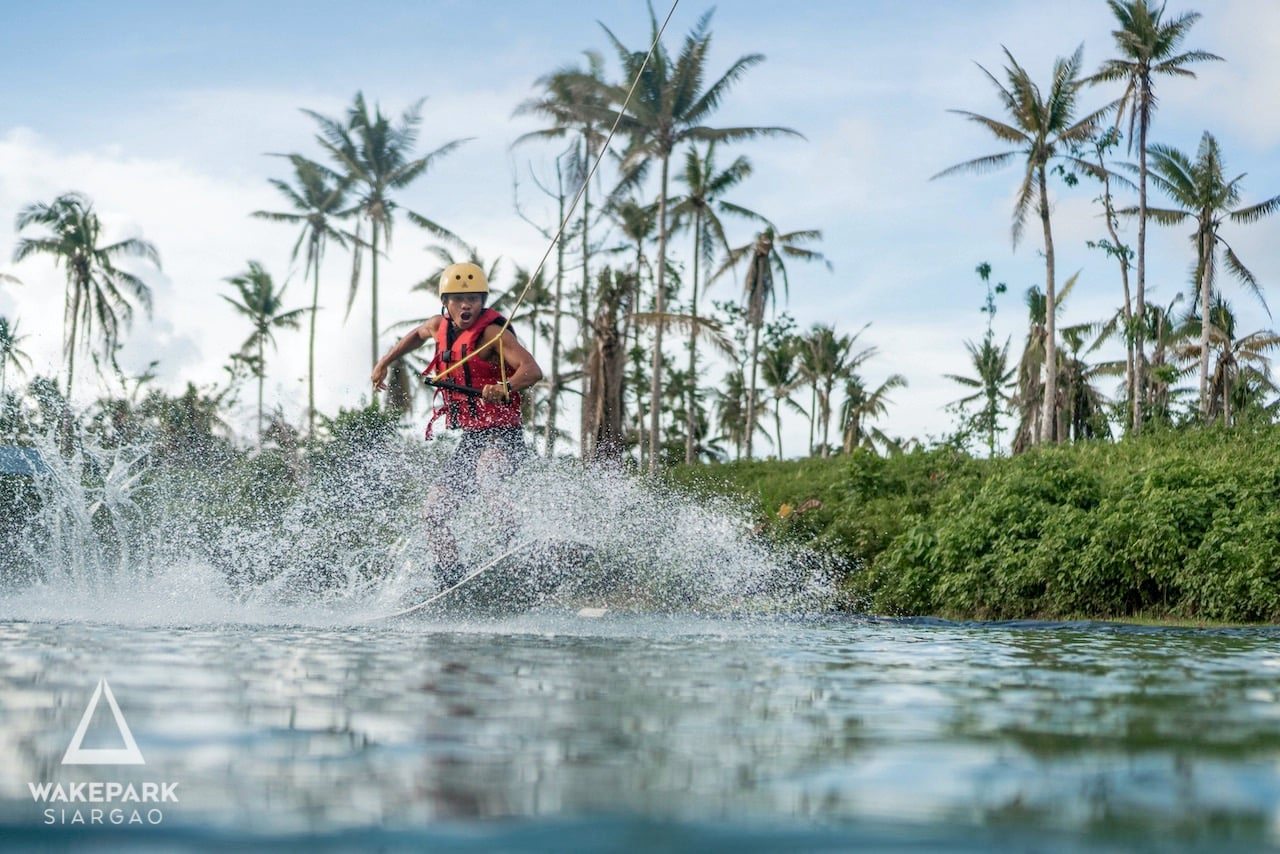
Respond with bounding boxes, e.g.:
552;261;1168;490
444;293;484;329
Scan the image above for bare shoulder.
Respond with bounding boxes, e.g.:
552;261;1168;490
479;322;514;345
422;316;443;339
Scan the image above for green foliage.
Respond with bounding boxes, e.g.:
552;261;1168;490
673;427;1280;622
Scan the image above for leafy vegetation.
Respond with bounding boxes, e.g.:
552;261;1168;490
672;426;1280;622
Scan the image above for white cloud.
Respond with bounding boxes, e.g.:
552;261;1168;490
2;1;1278;452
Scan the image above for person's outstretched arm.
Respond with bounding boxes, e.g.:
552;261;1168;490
372;318;438;390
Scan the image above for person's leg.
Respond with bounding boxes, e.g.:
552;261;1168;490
475;428;528;527
421;481;463;584
424;433;483;585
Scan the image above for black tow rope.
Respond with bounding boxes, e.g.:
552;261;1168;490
422;375;482;398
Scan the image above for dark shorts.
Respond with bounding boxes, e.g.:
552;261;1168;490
432;427;529;500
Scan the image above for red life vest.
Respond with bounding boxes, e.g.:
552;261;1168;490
424;308;523;436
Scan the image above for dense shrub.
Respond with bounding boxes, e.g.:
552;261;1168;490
671;426;1280;622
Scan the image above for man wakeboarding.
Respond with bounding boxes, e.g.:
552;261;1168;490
371;261;543;586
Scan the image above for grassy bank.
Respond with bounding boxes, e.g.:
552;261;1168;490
670;426;1280;623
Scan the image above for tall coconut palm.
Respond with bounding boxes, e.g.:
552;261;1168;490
1141;132;1280;420
0;317;32;400
1079;127;1139;422
840;372;907;455
253;155;351;439
1092;0;1220;433
514;54;612;450
713;225;829;459
935;46;1112;444
589;7;800;472
670;142;759;463
305;92;468;369
609;195;657;462
223;262;306;444
13;192;160;397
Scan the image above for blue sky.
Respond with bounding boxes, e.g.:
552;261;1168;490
2;1;1278;452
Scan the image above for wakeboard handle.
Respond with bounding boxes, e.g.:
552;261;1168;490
421;375;483;398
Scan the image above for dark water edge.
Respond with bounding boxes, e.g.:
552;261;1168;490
883;615;1280;637
0;814;1263;854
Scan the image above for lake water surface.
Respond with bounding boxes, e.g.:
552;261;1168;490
1;613;1277;851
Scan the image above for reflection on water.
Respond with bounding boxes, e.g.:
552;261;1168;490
0;615;1278;849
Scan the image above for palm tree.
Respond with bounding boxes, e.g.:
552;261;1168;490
946;336;1015;455
0;317;32;400
840;373;907;454
935;47;1112;444
609;195;657;462
589;7;800;472
670;142;759;463
1144;293;1189;424
714;368;765;462
253;155;351;439
1057;324;1112;441
1092;0;1221;433
1177;296;1280;427
13;192;160;397
1140;132;1280;420
758;335;802;458
1011;274;1079;452
1080;127;1138;422
223;262;306;444
305;92;468;368
803;324;873;458
514;54;612;445
585;267;631;463
714;226;829;459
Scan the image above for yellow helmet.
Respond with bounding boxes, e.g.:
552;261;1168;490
438;262;489;296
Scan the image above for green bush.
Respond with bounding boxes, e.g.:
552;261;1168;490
671;426;1280;623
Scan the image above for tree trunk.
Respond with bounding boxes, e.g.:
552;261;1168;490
257;334;265;448
588;272;626;464
774;398;783;460
1223;361;1232;428
369;217;381;381
808;384;816;456
1197;227;1212;420
745;310;762;460
684;210;703;465
546;189;566;457
1100;164;1135;433
646;153;671;474
308;236;320;440
579;145;593;458
1037;166;1058;445
818;383;832;457
628;245;644;468
65;275;84;399
1133;90;1150;435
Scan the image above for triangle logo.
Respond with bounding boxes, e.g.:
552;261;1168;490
61;678;145;766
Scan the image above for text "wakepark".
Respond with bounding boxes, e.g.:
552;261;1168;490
29;781;178;803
